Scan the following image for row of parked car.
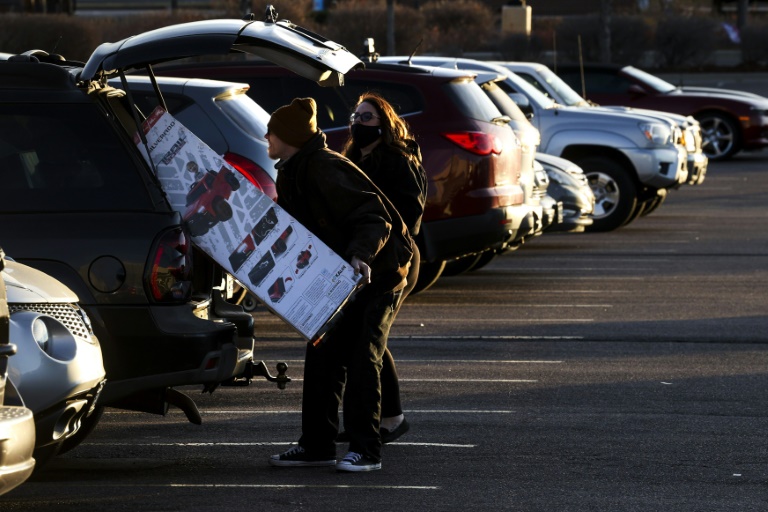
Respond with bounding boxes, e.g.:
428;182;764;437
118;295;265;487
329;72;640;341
2;7;766;493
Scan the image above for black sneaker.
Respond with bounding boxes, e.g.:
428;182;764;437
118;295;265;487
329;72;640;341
381;418;410;444
269;445;335;467
335;451;382;472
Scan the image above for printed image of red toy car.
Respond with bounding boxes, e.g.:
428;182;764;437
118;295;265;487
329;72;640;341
229;234;255;272
183;165;241;237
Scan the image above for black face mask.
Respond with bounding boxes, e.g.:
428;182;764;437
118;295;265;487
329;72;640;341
350;123;382;148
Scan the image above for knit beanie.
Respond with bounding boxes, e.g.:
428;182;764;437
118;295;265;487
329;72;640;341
267;97;318;148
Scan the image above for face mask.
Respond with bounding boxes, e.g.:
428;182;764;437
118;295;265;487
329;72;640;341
350;123;382;148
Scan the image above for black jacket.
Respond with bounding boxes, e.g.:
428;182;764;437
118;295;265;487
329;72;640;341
276;132;412;293
353;140;427;237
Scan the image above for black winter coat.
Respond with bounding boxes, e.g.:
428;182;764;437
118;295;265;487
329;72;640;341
275;132;412;293
353;140;427;237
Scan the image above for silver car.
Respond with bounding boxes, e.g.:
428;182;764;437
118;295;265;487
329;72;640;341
0;248;35;495
4;255;106;465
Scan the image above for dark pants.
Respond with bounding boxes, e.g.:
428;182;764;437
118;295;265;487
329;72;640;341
380;244;420;418
299;285;400;462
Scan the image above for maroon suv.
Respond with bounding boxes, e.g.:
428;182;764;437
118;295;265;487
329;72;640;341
158;60;528;292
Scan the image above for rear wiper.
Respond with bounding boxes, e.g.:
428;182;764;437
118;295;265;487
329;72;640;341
492;115;511;125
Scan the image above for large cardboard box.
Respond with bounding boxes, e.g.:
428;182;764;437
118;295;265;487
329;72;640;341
136;106;360;341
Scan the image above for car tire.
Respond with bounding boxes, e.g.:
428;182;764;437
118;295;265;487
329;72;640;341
241;293;259;312
57;405;104;455
187;216;209;237
212;197;233;222
468;250;496;272
441;253;482;277
696;111;741;161
577;156;638;232
640;188;668;217
409;260;445;295
225;172;241;191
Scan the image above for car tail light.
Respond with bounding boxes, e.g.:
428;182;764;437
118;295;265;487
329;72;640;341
224;152;277;201
147;227;192;302
442;131;502;156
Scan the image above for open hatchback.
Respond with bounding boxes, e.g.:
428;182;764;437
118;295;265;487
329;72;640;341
0;7;363;439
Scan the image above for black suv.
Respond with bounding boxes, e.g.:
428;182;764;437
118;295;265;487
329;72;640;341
0;14;362;427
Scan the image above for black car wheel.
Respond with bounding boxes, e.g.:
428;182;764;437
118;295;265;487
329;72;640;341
241;293;259;312
225;172;241;191
577;156;638;232
212;197;233;222
468;250;496;272
640;188;668;217
409;260;445;295
441;253;482;277
697;112;741;161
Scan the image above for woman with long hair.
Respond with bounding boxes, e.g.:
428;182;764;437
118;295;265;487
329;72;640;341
340;92;427;443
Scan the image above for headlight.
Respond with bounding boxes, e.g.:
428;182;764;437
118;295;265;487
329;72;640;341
544;166;580;187
639;122;672;146
32;318;50;352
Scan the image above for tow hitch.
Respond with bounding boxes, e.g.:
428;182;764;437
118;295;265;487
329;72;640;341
226;360;291;389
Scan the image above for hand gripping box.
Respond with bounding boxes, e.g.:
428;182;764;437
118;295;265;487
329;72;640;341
136;106;360;342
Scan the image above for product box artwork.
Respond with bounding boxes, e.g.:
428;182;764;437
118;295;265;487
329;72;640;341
136;106;361;341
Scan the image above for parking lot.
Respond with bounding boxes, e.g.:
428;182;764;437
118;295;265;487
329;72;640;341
1;152;766;510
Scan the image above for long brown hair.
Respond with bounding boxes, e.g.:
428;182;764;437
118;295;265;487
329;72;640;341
342;92;418;164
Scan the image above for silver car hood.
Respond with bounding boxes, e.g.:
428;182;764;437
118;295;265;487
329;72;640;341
2;260;78;304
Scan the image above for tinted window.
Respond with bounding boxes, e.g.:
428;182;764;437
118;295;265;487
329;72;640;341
0;104;152;212
443;78;502;122
245;76;424;130
481;82;528;122
215;93;270;139
561;70;630;95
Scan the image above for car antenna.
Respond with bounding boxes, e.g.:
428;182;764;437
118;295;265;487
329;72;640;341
405;39;423;66
361;38;379;63
264;4;278;23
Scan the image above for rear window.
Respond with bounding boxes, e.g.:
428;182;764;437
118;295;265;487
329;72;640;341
443;78;503;123
0;103;152;212
481;82;529;122
215;93;270;139
242;76;424;130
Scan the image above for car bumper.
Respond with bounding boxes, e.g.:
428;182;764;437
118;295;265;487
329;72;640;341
0;406;35;496
687;151;708;185
419;204;532;261
33;379;105;450
94;300;254;404
623;146;687;189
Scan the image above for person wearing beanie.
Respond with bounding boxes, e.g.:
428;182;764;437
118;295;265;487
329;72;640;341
266;97;415;473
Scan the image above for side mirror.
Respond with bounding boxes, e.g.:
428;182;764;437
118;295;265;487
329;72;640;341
628;84;647;97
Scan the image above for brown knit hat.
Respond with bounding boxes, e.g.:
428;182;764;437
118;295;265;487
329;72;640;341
267;97;318;148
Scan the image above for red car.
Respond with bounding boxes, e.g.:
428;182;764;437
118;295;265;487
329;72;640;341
183;165;241;236
557;63;768;161
158;60;529;293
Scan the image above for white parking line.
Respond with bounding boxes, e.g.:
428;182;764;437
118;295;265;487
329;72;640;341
69;483;440;490
88;441;476;449
105;409;517;416
400;379;537;383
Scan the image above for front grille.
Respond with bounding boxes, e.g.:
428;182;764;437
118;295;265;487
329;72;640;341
9;303;91;340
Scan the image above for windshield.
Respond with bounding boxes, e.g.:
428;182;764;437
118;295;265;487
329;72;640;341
501;71;556;109
534;66;587;106
623;66;676;94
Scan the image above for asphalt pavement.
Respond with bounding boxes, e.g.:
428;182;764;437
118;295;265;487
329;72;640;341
2;118;767;511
